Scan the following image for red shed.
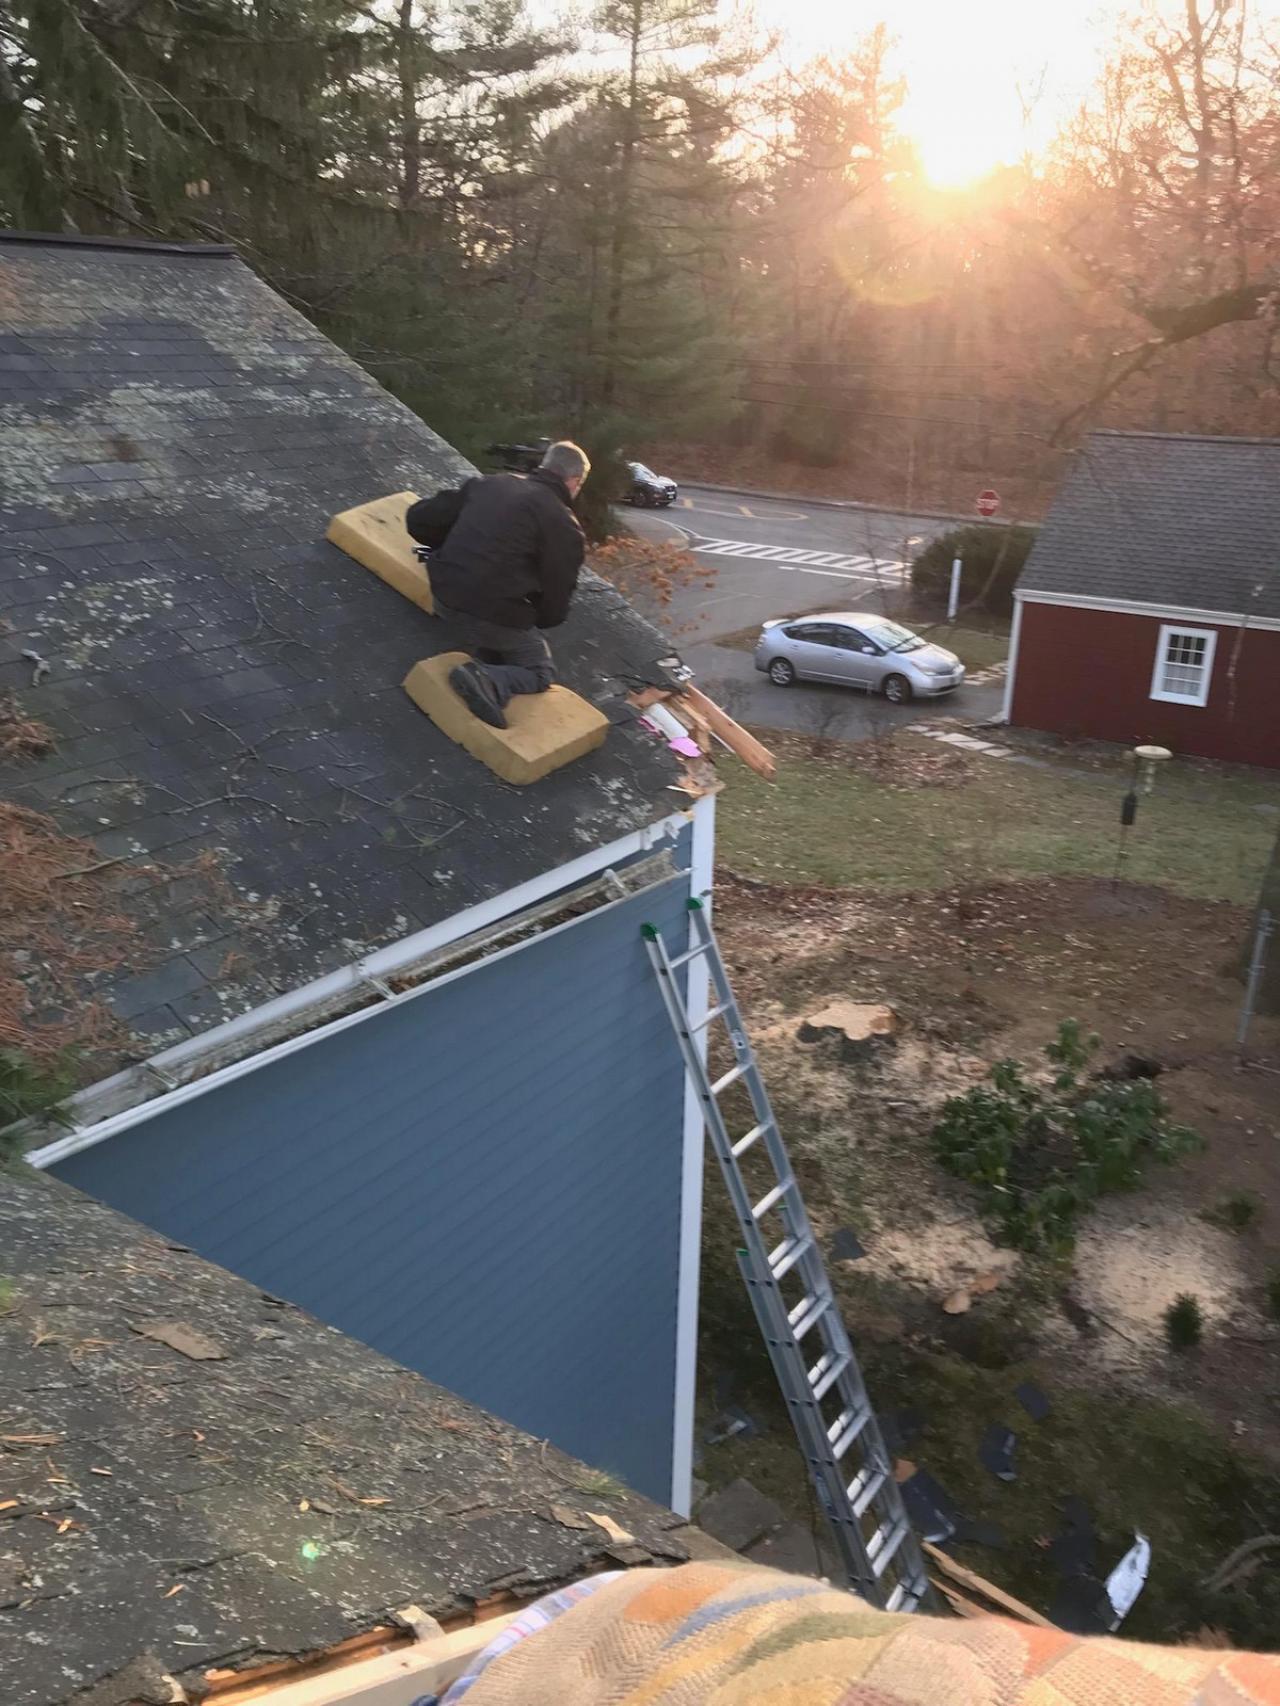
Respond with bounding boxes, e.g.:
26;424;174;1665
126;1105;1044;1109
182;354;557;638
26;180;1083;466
1005;430;1280;770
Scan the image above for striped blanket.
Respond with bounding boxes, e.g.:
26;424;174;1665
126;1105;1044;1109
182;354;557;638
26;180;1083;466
446;1559;1280;1706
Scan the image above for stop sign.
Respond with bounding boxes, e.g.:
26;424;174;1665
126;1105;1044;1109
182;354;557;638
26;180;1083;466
976;488;1000;517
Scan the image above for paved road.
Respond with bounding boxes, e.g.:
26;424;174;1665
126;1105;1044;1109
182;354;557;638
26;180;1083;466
626;483;948;641
621;484;1002;740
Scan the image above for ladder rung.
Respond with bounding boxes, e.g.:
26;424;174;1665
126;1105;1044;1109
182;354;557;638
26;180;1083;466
668;943;710;970
808;1349;851;1401
710;1062;750;1096
731;1121;770;1159
867;1514;910;1577
751;1177;794;1220
768;1232;812;1281
691;1002;731;1032
882;1577;921;1615
847;1463;889;1518
828;1405;872;1458
789;1292;830;1340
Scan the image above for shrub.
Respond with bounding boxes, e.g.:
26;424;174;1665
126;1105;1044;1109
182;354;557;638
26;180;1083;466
1165;1293;1204;1351
910;523;1038;618
0;1047;77;1164
1202;1191;1263;1232
932;1022;1202;1254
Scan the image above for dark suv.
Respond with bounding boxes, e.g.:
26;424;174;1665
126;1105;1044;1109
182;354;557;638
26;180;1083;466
626;461;678;507
486;437;551;474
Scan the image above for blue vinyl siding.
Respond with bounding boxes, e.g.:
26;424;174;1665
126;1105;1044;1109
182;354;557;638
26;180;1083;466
54;875;693;1503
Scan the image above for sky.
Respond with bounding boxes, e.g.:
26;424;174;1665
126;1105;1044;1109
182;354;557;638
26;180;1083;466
731;0;1125;184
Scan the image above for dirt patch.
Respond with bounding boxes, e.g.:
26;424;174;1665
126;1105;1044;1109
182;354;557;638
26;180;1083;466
716;867;1280;1462
1065;1197;1258;1363
757;725;976;789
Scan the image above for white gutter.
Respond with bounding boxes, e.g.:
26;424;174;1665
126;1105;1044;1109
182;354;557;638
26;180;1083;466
28;807;698;1168
669;789;715;1516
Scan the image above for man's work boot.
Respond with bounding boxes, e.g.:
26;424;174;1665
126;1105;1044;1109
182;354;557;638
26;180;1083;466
449;661;508;729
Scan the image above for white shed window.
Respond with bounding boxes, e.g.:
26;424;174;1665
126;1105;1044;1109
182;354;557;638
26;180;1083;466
1150;624;1217;707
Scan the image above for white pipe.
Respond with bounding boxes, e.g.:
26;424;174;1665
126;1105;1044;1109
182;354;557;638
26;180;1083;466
948;556;963;621
1001;593;1025;724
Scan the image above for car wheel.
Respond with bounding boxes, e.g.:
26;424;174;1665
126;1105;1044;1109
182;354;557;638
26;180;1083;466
882;673;912;704
768;658;797;686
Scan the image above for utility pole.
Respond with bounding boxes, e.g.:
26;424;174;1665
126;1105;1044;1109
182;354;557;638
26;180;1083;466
1237;910;1274;1058
1244;820;1280;1014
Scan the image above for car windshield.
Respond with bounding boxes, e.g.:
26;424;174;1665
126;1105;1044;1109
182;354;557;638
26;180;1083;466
631;463;658;481
862;617;924;653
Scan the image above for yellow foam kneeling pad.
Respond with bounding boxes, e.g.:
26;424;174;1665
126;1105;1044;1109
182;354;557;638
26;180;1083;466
403;653;608;785
327;491;433;613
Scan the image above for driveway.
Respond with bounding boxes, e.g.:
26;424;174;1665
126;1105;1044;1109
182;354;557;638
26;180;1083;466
683;638;1005;741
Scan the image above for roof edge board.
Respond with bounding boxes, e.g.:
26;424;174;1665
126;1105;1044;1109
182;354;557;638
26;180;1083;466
27;856;685;1170
0;230;237;256
1014;588;1280;630
24;807;696;1162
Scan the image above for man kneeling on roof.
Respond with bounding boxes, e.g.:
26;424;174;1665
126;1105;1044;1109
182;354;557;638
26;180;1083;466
406;441;590;730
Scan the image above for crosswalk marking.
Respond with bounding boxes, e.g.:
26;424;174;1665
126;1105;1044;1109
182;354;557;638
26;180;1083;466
691;536;906;578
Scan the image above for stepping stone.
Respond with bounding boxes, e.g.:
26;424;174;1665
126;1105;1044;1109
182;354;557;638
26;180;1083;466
696;1478;783;1553
899;1468;959;1544
951;1515;1008;1550
979;1423;1018;1482
1049;1573;1113;1635
1015;1380;1051;1422
327;491;433;612
745;1520;838;1580
830;1226;866;1262
403;653;607;785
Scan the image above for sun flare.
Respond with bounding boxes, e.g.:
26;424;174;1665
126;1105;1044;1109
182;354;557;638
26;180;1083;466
910;116;1019;188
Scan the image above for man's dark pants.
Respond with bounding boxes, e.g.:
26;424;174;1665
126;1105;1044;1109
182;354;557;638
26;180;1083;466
436;603;555;709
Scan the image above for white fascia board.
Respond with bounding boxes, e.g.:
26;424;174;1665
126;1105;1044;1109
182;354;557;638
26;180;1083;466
669;789;715;1516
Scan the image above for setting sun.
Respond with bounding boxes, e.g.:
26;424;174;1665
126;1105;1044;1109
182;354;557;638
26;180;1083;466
736;0;1120;186
907;109;1022;187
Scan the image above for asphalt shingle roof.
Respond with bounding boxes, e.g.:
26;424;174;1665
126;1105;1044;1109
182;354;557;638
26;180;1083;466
0;1167;717;1706
1019;429;1280;620
0;234;684;1074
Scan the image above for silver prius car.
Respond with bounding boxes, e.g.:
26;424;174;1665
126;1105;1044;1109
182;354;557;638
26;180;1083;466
754;612;965;703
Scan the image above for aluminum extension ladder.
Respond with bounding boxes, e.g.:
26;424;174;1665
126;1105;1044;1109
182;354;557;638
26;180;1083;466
642;898;930;1612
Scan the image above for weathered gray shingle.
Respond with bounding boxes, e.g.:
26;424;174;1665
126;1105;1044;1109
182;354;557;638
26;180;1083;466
1020;429;1280;620
0;1168;710;1706
0;235;683;1074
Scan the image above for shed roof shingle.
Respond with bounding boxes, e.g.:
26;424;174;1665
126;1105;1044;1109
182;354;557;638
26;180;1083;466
0;237;685;1076
1019;429;1280;620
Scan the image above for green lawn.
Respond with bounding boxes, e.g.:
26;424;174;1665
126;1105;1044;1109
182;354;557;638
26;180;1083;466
719;735;1279;905
914;616;1010;673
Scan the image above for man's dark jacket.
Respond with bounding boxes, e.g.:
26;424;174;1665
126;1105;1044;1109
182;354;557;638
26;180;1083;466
406;469;585;631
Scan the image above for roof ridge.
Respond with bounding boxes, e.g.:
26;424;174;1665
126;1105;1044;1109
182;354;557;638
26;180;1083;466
0;230;235;258
1086;427;1280;449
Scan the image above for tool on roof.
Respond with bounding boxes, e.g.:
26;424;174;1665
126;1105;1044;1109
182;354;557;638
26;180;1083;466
642;899;930;1613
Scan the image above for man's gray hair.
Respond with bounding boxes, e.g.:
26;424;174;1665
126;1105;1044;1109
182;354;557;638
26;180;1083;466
540;440;591;483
